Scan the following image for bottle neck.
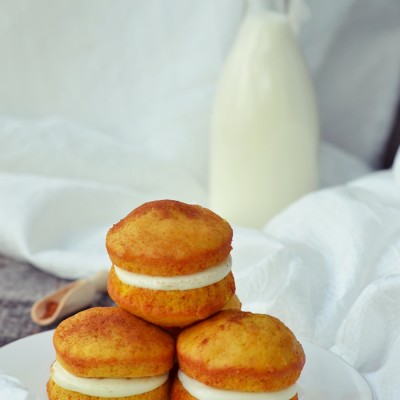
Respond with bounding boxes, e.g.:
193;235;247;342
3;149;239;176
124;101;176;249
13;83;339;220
246;0;287;14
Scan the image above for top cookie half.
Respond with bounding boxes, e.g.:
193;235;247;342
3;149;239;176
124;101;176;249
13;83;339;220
106;200;233;276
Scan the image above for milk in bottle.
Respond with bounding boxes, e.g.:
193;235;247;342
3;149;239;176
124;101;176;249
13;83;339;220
209;0;318;228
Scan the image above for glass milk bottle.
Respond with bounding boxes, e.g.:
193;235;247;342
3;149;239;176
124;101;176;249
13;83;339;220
209;0;318;228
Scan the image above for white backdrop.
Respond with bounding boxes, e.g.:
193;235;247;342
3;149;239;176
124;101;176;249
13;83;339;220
0;0;399;179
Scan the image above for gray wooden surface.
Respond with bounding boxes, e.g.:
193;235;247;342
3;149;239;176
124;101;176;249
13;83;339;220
0;254;113;347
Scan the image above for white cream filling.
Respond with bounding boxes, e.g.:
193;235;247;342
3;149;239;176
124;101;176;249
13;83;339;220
51;361;168;398
178;370;297;400
114;256;232;291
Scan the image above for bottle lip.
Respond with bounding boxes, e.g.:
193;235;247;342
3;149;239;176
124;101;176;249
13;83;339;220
246;0;288;15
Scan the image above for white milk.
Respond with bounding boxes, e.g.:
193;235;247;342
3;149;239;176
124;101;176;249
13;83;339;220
209;3;318;228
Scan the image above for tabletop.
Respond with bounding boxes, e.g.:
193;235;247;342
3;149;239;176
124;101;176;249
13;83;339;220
0;254;113;347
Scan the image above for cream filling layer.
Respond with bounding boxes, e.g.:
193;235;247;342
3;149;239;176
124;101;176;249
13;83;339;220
114;256;232;291
51;361;168;398
178;370;297;400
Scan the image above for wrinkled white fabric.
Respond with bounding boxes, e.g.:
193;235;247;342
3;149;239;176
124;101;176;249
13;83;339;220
0;373;30;400
232;170;400;399
0;117;207;278
0;116;370;279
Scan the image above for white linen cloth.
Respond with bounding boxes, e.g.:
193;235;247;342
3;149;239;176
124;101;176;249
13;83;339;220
0;116;371;279
0;373;30;400
234;169;400;399
0;117;207;278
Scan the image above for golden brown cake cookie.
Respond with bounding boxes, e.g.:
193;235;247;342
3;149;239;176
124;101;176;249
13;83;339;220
172;310;305;400
106;199;233;276
222;293;242;311
106;200;236;327
47;307;175;400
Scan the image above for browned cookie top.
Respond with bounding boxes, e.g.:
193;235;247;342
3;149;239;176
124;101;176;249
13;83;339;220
54;307;175;378
106;200;233;276
177;310;305;392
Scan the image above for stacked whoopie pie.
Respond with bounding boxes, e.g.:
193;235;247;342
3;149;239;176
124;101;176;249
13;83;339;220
47;200;305;400
47;307;175;400
106;200;236;329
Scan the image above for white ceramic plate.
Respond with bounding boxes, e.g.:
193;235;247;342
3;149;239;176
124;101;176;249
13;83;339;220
0;331;375;400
